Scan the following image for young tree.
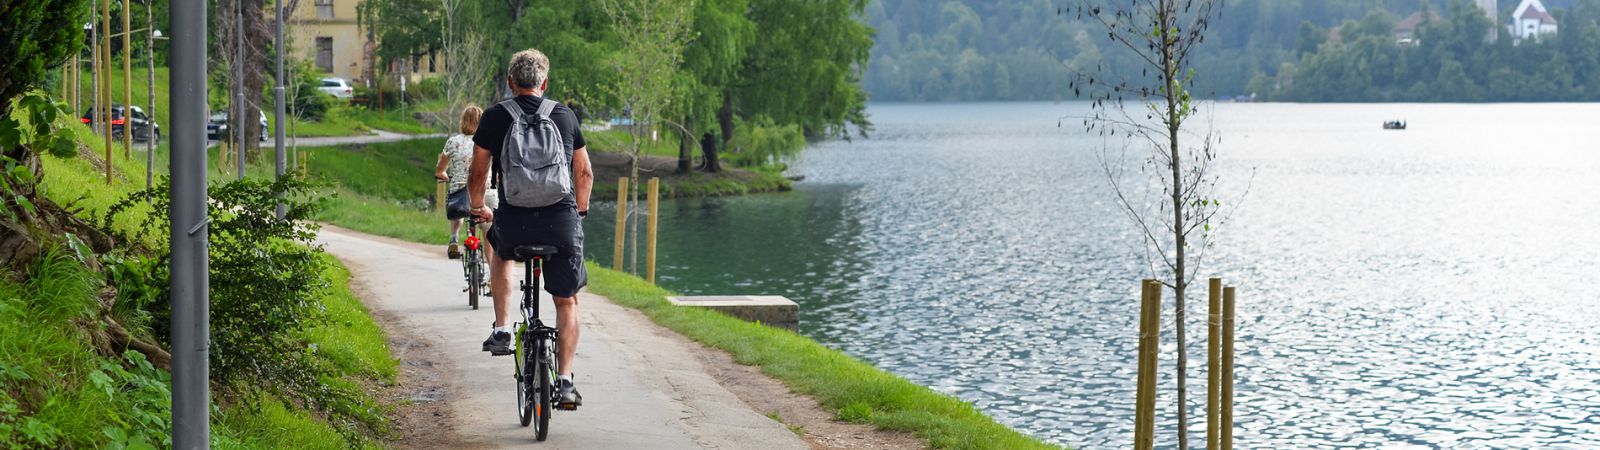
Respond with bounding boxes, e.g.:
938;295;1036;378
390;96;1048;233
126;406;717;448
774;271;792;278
1068;1;1239;448
600;0;696;274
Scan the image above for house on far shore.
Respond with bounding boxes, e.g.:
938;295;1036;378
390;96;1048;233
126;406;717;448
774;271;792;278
1394;11;1443;46
1509;0;1559;42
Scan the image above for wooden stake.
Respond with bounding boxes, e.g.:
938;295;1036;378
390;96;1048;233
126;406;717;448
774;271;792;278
1221;286;1238;450
613;177;629;271
436;182;447;212
1208;277;1222;450
122;0;132;160
646;177;660;284
102;0;113;184
1134;279;1161;450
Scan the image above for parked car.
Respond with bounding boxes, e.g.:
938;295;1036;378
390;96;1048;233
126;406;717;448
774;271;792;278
80;105;161;142
318;77;354;99
206;110;269;142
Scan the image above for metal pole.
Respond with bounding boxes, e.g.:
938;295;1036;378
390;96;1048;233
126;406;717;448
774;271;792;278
147;1;157;189
274;3;287;219
169;0;211;446
235;0;245;180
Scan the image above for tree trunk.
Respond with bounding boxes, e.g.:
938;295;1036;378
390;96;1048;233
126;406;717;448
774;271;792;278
700;131;721;173
1160;4;1191;449
242;0;268;159
717;91;734;151
676;126;692;173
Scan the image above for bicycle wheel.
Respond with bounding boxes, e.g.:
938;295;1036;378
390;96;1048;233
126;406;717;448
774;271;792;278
515;329;533;426
534;335;553;441
467;251;482;310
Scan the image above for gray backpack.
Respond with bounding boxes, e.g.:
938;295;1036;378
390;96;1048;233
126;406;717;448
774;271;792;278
497;98;572;208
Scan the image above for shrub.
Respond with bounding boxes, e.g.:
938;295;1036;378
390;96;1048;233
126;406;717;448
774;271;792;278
726;115;806;169
103;178;381;440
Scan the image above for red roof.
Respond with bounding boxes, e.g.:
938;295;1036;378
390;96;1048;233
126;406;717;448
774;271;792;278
1518;5;1558;24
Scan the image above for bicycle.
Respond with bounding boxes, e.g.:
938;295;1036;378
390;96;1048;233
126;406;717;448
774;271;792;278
507;244;568;441
459;219;489;309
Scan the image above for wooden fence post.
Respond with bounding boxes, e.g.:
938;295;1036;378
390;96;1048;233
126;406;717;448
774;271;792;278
1221;286;1238;449
613;177;629;271
646;177;660;284
1208;277;1223;450
435;181;447;212
1134;279;1162;450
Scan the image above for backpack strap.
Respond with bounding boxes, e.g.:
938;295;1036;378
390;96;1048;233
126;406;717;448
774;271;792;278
494;98;522;193
498;98;524;127
536;99;559;120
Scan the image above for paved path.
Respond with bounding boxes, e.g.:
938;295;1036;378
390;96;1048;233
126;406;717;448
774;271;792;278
211;129;446;149
318;226;808;449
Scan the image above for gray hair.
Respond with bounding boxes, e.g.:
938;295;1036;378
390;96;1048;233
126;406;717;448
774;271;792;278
508;49;550;90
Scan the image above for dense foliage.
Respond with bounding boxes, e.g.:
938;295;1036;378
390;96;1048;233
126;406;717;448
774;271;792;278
0;0;88;120
862;0;1594;102
361;0;873;143
1281;0;1600;102
104;178;385;441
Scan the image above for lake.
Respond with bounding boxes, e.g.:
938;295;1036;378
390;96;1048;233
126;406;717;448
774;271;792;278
582;102;1600;448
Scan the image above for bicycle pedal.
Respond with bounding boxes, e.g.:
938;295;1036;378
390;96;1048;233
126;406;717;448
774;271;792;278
555;403;578;411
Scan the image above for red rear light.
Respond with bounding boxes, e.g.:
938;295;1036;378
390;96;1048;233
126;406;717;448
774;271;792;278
464;236;481;251
80;118;91;123
111;119;126;125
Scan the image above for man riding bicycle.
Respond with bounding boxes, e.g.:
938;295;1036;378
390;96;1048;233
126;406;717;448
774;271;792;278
467;49;594;409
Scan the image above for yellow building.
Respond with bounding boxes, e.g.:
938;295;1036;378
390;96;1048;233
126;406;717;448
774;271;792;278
288;0;442;85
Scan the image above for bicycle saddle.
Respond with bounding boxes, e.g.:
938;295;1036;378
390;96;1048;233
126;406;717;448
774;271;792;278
513;245;560;262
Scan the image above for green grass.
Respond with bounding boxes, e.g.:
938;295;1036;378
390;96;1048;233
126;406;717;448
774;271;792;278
585;128;680;157
317;188;453;244
584;265;1061;450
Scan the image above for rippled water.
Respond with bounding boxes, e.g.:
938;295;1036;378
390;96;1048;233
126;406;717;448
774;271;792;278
584;102;1600;448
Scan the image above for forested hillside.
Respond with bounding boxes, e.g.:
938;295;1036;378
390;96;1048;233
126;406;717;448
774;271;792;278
863;0;1592;102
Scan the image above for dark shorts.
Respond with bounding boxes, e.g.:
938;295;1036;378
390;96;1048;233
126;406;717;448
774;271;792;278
487;205;587;298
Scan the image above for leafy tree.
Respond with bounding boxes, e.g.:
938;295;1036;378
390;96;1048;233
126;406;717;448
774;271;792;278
1296;21;1329;55
730;0;874;139
666;0;755;172
0;0;91;268
358;0;445;67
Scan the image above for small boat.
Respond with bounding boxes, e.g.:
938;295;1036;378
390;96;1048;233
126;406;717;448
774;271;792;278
1383;120;1407;130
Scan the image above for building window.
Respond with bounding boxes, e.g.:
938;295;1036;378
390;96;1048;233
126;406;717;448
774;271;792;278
316;37;333;73
315;0;334;19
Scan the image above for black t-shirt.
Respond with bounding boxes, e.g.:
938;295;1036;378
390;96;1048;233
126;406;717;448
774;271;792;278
473;95;587;211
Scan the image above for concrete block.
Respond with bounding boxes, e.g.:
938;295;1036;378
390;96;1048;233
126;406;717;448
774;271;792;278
665;295;799;331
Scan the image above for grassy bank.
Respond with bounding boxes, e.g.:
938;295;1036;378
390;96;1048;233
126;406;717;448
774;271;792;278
0;249;393;449
585;265;1059;450
14;116;400;448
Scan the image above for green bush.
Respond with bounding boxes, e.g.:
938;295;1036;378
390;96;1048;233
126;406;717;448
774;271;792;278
726;115;806;169
102;178;382;441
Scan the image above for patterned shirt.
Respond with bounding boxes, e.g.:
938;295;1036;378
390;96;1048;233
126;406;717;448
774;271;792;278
441;134;474;193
